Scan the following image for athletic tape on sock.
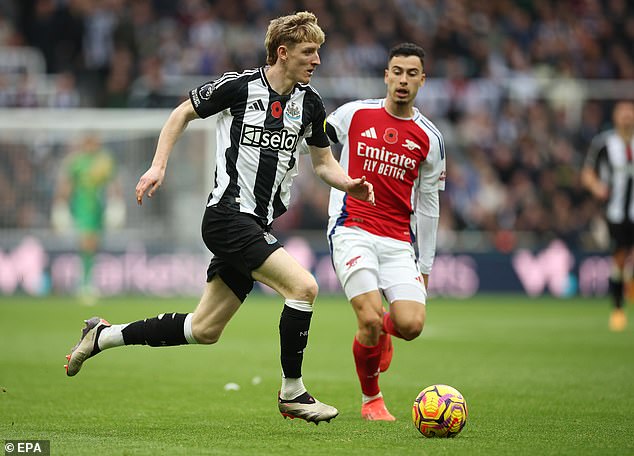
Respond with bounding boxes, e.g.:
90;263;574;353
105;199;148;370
183;313;197;344
284;299;313;312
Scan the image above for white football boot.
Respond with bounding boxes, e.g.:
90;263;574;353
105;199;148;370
278;391;339;424
65;317;110;376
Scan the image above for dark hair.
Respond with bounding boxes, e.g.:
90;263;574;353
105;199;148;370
388;43;425;68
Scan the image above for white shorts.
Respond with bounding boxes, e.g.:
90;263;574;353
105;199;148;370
329;226;426;303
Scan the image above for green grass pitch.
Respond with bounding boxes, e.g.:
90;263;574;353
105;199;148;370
1;294;633;455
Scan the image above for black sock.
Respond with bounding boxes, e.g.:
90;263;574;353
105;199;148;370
279;305;312;378
122;313;189;346
609;278;624;309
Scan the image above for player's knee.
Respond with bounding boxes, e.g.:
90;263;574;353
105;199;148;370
365;315;384;334
290;275;318;302
358;311;383;336
399;320;424;341
191;324;222;345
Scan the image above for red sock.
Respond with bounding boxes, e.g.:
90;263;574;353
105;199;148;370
383;312;403;338
352;337;381;397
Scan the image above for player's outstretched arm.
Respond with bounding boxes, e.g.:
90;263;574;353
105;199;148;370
136;100;199;205
580;165;609;201
309;145;375;205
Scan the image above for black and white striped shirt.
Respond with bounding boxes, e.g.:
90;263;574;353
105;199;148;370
585;129;634;223
189;67;330;226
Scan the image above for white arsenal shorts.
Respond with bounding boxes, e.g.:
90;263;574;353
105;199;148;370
329;226;426;303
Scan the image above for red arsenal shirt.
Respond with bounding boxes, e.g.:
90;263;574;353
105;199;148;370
326;99;446;242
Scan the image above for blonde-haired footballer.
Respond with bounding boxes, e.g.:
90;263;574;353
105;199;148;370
65;11;374;424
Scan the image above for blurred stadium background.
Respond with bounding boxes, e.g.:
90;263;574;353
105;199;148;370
1;0;633;299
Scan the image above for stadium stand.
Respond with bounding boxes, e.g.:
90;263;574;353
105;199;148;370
1;0;633;253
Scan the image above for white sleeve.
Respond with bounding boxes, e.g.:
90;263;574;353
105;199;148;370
413;115;445;275
415;189;440;275
326;100;366;145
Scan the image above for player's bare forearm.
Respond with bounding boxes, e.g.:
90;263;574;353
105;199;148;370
136;100;198;205
581;166;608;201
310;146;375;205
310;145;349;190
151;100;198;169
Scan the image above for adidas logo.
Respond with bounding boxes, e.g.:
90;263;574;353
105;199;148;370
360;127;377;139
247;100;266;111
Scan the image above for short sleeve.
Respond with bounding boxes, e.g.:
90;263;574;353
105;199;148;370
189;75;241;119
304;96;330;148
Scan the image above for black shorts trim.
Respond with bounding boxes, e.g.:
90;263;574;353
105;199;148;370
608;221;634;249
202;204;282;300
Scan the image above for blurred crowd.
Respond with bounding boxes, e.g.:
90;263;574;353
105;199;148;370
1;0;633;251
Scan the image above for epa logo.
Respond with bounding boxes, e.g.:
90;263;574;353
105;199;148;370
5;440;50;455
240;124;299;151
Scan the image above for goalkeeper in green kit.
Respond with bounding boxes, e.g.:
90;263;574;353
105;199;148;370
52;134;123;303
